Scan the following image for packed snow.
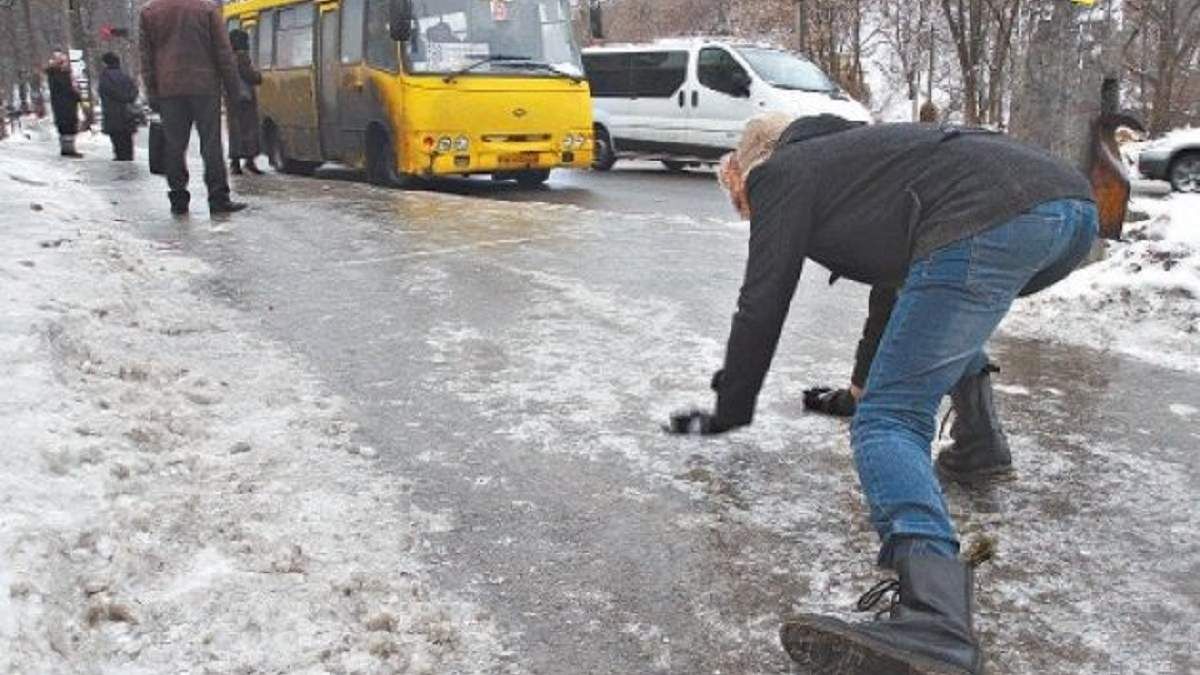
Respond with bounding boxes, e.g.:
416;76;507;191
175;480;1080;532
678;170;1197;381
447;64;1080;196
0;140;511;673
1004;194;1200;373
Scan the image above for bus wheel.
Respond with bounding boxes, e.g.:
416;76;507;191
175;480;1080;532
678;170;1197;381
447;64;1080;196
662;160;687;173
592;125;616;171
266;126;318;176
515;169;551;188
366;128;415;188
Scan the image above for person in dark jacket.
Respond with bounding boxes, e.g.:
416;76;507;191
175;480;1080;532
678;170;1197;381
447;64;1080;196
139;0;247;215
667;113;1098;675
45;52;83;158
98;52;139;161
227;29;264;175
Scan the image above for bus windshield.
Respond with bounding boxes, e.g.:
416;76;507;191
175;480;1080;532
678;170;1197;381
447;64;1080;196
406;0;582;78
735;46;836;93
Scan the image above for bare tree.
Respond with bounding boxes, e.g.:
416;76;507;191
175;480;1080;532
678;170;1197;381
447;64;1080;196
1124;0;1200;134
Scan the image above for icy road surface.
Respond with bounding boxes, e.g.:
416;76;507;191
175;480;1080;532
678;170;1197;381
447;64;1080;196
2;135;1198;674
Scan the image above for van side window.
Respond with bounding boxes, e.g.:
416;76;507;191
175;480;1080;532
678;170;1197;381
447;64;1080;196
365;0;399;72
699;47;749;97
583;53;632;98
630;51;687;98
258;10;276;68
340;0;365;63
276;4;315;68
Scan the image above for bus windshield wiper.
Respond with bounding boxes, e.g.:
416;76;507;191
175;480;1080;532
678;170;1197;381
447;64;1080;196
443;55;530;83
508;60;585;83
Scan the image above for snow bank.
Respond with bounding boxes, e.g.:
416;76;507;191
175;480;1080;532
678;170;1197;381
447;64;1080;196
0;150;510;672
1004;194;1200;372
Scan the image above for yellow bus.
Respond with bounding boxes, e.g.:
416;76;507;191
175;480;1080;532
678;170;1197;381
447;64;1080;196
223;0;594;187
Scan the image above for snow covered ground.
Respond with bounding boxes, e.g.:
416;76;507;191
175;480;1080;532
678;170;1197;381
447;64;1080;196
1;131;510;673
1004;194;1200;373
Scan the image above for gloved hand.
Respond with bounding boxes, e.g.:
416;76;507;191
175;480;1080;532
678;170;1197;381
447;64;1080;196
147;97;162;113
803;386;857;418
664;408;730;436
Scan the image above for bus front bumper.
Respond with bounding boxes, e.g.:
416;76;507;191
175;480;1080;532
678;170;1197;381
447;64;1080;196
421;149;593;176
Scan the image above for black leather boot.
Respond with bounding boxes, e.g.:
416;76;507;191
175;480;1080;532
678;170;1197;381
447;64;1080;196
936;363;1014;484
209;197;248;214
781;554;984;674
230;159;244;175
168;190;190;215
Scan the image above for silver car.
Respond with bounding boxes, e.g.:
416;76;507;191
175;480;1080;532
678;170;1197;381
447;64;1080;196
1138;128;1200;192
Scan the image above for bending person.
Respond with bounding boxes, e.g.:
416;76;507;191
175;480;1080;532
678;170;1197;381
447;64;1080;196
667;113;1097;674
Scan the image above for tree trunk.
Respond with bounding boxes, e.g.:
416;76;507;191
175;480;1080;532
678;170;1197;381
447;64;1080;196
1010;0;1119;167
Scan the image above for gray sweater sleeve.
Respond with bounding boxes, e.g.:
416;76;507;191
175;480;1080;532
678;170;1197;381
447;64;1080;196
714;165;813;429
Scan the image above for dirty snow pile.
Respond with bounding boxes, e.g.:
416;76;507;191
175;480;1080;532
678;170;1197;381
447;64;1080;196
0;149;508;672
1004;194;1200;372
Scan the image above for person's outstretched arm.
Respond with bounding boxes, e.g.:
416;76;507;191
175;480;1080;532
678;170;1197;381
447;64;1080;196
669;163;815;435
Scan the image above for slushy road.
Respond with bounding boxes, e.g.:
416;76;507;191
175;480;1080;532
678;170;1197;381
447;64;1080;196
12;142;1196;674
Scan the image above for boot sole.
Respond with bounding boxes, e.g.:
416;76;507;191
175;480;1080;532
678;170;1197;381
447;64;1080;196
780;617;973;675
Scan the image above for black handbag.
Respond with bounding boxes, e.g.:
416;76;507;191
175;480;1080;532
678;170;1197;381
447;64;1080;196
148;119;165;175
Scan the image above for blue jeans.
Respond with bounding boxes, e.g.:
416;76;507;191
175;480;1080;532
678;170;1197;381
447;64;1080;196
852;199;1099;567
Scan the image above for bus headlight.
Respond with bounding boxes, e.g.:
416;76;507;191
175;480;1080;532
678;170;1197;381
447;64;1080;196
455;135;470;152
574;133;588;149
562;136;574;151
436;136;453;153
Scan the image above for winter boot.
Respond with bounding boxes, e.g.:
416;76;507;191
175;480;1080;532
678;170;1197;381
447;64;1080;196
780;553;985;675
60;135;83;158
244;158;265;175
209;197;248;215
230;159;244;175
168;190;190;215
936;363;1014;484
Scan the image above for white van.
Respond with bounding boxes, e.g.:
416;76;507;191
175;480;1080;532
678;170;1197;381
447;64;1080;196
582;38;872;171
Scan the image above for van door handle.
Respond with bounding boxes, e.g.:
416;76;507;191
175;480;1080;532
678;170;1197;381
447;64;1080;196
678;90;685;108
692;91;699;107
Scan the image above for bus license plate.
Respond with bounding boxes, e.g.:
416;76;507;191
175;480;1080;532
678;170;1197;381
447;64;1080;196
499;152;540;167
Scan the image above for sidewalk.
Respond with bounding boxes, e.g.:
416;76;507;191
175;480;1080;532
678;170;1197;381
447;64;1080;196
0;141;509;673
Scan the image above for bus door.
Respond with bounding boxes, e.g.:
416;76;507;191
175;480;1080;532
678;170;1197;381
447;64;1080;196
317;4;341;158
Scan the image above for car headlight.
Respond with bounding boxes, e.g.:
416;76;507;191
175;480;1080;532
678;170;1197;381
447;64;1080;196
454;135;470;152
436;136;453;153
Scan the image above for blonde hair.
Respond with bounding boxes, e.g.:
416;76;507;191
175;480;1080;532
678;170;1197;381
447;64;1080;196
735;112;794;178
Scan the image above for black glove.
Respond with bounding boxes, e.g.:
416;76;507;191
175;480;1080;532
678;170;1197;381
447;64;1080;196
803;386;857;418
664;408;730;436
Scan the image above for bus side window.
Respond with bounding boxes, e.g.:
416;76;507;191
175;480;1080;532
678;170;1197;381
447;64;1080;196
340;0;365;63
258;10;277;69
276;4;315;69
364;0;398;72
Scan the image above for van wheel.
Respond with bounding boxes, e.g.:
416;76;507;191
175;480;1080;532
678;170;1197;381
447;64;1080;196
662;160;687;173
593;125;616;171
265;125;319;176
366;127;416;188
515;169;551;187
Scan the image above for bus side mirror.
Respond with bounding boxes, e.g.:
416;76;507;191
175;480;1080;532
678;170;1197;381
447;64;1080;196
389;0;413;42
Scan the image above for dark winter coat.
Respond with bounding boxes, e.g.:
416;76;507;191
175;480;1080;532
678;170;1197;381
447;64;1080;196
99;65;140;135
712;116;1094;429
138;0;240;100
46;66;81;136
227;50;262;159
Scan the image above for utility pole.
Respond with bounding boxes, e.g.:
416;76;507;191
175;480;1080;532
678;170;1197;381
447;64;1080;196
795;0;809;55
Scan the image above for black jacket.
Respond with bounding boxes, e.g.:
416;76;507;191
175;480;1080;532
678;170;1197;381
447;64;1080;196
46;66;81;136
99;65;139;135
713;116;1093;429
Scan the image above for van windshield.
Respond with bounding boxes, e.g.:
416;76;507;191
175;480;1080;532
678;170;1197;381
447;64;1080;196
735;47;835;93
406;0;582;78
